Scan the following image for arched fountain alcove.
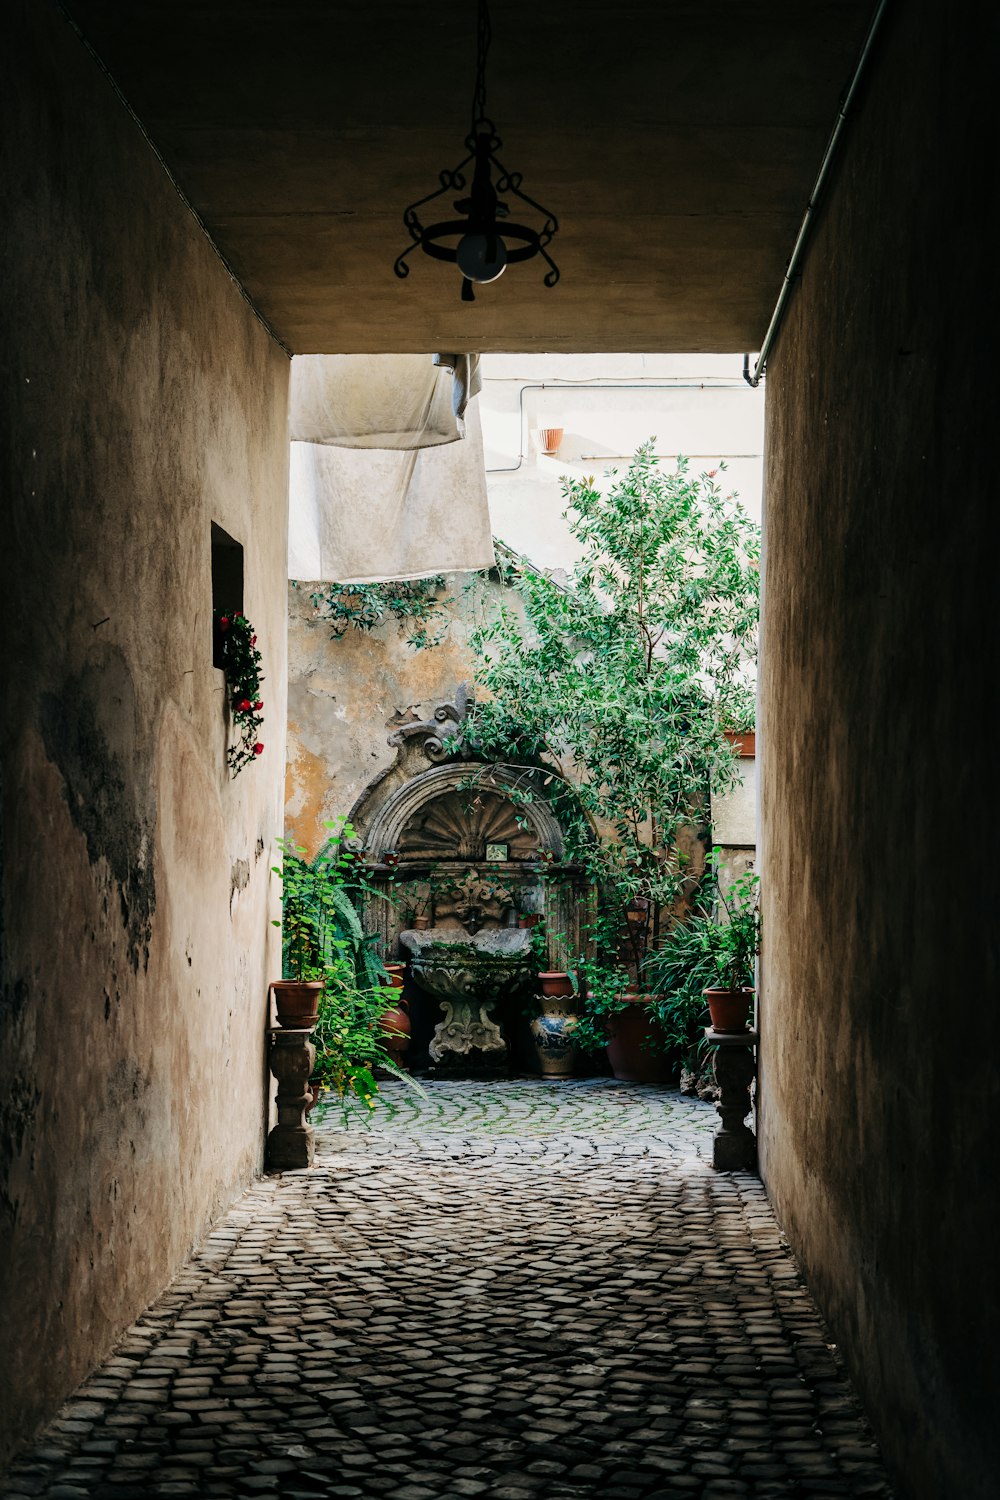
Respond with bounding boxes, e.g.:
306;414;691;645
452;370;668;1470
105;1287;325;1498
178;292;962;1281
346;690;593;1071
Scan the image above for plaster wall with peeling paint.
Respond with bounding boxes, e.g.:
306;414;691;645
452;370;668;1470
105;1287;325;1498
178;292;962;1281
0;3;289;1461
285;579;486;859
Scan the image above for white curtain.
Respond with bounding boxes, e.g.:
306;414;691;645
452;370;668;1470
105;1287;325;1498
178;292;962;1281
288;358;495;583
290;352;480;449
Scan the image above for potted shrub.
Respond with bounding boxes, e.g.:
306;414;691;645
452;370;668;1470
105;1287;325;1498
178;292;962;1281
644;864;760;1039
272;818;419;1104
310;950;412;1115
570;959;672;1085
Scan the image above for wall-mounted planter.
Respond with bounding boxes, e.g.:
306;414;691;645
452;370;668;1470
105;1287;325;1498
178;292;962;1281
723;730;756;757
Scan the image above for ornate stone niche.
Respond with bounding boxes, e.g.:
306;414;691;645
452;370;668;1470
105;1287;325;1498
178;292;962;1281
345;689;594;1070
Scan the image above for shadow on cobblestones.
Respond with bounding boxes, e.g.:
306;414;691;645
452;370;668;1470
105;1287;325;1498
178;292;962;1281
1;1081;892;1500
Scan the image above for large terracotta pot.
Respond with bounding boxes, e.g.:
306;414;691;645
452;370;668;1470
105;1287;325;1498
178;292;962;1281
270;980;323;1030
705;987;753;1033
531;995;578;1078
539;971;574;998
606;994;671;1084
379;993;411;1067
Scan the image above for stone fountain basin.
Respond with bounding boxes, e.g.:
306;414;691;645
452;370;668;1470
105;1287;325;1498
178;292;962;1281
399;927;535;1001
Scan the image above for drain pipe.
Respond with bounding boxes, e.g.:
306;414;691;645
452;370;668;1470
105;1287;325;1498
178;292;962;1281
486;377;754;474
743;0;890;387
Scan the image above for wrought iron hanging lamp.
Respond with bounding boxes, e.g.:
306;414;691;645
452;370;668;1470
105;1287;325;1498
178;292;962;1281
393;0;560;303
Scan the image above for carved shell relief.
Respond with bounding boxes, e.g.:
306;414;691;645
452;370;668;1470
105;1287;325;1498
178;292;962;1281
397;789;538;862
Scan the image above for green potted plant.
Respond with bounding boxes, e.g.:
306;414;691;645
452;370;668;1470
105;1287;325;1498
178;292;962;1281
271;817;405;1063
643;864;760;1038
308;946;412;1119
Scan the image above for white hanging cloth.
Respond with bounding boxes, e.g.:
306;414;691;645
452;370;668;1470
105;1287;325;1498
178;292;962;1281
290;352;480;449
288;391;495;584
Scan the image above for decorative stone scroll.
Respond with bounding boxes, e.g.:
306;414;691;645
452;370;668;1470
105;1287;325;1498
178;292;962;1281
386;683;474;765
428;997;508;1068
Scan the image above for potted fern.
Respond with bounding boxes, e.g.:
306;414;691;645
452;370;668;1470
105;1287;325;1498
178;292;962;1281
271;819;419;1111
270;818;384;1028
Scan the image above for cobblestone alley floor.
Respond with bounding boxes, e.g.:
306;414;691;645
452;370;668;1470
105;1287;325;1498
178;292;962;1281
2;1081;893;1500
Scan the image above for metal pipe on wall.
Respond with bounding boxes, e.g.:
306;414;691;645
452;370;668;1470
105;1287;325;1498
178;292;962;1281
485;379;757;474
743;0;891;387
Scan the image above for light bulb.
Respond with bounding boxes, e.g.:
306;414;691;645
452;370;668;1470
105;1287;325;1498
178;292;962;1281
456;232;508;284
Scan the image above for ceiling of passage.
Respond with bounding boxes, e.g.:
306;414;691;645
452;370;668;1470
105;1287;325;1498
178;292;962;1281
64;1;875;354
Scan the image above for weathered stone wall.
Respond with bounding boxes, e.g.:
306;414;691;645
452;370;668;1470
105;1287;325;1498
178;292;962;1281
0;2;289;1466
758;3;996;1497
285;577;486;859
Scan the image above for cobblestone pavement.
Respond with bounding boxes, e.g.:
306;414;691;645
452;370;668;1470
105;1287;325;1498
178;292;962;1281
2;1081;893;1500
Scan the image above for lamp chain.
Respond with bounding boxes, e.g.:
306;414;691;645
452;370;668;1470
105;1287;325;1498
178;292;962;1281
471;0;492;130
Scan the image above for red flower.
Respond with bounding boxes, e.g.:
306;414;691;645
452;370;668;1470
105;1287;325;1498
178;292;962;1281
219;616;230;630
251;635;257;646
707;469;717;478
254;700;263;710
253;743;264;756
239;698;252;712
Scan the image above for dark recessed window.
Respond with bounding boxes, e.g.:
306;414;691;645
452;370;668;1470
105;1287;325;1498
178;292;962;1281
211;523;244;668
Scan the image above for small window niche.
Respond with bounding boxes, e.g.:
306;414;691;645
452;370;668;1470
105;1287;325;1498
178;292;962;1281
211;522;244;668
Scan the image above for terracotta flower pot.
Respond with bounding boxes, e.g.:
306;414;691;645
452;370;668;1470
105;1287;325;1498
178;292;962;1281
270;980;323;1030
305;1081;322;1114
605;994;671;1084
536;426;564;455
412;914;431;930
539;971;574;999
705;987;753;1033
384;963;406;988
379;995;411;1067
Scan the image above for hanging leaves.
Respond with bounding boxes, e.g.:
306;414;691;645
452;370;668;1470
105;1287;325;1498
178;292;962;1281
216;611;265;777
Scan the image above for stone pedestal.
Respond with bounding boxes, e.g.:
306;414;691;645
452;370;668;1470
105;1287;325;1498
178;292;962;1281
266;1027;316;1170
705;1026;758;1172
428;997;508;1075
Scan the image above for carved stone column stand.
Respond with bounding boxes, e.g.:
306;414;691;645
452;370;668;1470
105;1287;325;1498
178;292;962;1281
266;1027;316;1170
705;1026;759;1171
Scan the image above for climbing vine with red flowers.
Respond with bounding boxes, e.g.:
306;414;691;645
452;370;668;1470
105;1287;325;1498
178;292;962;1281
216;612;265;777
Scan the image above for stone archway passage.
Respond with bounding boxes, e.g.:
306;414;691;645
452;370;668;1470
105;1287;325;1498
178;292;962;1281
2;1084;893;1499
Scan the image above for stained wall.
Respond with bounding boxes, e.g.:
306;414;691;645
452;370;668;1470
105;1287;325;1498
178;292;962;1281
757;3;997;1496
285;577;483;861
0;2;289;1464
